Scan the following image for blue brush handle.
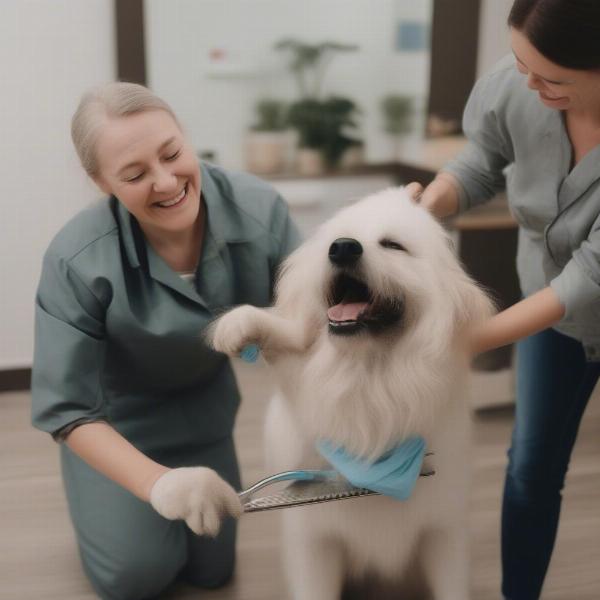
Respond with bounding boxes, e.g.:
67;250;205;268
238;469;339;501
240;344;260;363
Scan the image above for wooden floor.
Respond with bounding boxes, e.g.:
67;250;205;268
1;362;599;600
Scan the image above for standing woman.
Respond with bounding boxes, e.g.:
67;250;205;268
415;0;600;598
31;82;300;600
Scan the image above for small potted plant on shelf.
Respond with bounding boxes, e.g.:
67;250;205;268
286;96;362;175
380;94;415;160
275;38;363;175
245;98;289;175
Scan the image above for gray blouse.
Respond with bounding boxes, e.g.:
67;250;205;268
444;55;600;360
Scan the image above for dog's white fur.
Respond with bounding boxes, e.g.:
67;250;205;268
210;188;494;599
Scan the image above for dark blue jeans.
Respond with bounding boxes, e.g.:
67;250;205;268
502;328;600;600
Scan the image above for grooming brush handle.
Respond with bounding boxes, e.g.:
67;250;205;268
240;344;260;363
238;469;338;501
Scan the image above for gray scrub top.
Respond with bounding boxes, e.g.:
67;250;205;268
443;55;600;359
31;162;301;457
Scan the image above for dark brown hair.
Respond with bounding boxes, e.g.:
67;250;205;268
508;0;600;69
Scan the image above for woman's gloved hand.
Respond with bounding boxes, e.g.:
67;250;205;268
150;467;242;536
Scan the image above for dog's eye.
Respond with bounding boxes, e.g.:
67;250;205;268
380;239;407;252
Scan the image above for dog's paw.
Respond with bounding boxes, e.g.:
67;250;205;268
210;305;265;356
150;467;242;537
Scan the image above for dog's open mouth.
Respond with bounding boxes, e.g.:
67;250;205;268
327;274;403;336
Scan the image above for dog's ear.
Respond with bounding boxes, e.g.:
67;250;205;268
428;227;496;334
448;267;497;332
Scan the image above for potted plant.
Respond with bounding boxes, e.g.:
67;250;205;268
286;96;362;173
380;94;415;159
245;98;289;175
275;39;363;174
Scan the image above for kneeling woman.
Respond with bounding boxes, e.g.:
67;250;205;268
31;82;300;600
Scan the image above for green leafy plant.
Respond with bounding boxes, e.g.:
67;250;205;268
381;94;414;136
287;97;361;167
250;99;288;132
275;39;358;98
274;38;362;168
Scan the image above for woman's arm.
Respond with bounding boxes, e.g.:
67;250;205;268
470;286;565;356
65;422;242;536
65;422;169;501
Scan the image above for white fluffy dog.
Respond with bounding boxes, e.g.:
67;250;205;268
210;188;494;600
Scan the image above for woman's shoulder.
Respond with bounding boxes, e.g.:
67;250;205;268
485;54;518;79
204;162;282;208
467;54;541;130
43;198;119;265
473;55;525;103
475;54;549;113
202;162;289;236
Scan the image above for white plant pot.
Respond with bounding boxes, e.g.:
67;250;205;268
244;132;288;175
339;145;365;170
295;148;325;176
391;136;420;162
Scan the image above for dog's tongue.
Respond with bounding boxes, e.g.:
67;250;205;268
327;302;368;322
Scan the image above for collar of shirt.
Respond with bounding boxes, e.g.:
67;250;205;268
113;161;242;309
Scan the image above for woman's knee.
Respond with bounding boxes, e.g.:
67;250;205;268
182;517;237;589
505;448;566;504
184;561;236;590
82;541;186;600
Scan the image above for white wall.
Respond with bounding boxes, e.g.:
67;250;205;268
145;0;433;169
477;0;513;77
0;0;512;370
0;0;116;368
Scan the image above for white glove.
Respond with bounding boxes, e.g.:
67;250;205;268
150;467;242;536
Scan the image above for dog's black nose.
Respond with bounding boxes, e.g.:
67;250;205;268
329;238;363;266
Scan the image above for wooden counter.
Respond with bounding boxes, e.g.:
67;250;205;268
450;194;517;231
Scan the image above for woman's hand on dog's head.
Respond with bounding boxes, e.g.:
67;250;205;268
404;182;424;203
411;173;461;219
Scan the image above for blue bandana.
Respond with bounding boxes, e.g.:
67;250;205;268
317;436;426;501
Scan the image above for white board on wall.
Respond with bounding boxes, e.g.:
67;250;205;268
477;0;513;77
0;0;116;369
145;0;433;170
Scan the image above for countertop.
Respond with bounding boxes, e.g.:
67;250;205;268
266;135;517;231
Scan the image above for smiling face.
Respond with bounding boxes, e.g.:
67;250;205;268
320;197;442;340
510;27;600;112
93;110;201;240
326;239;405;336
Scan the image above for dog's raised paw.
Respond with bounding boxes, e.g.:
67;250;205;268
210;305;264;356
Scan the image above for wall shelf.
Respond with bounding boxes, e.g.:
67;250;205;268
204;63;261;79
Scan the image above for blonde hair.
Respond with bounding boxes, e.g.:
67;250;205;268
71;81;180;177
